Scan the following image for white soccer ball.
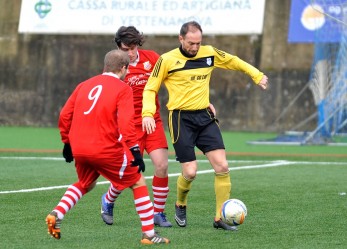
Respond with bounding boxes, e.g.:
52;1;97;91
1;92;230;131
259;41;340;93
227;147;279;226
220;199;247;226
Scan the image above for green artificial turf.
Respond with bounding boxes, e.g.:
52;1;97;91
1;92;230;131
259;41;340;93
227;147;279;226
0;127;346;248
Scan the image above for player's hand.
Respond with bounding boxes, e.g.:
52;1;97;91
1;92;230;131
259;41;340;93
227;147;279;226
62;143;74;163
130;146;145;173
258;75;268;90
142;116;156;134
208;103;216;116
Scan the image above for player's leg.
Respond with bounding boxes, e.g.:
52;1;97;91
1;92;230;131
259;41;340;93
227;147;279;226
100;141;131;225
46;182;89;239
169;110;199;227
148;148;172;227
174;160;197;227
177;161;197;205
101;184;122;225
205;149;236;231
206;149;230;216
146;120;172;227
97;153;169;244
46;157;98;239
196;110;236;230
130;175;170;244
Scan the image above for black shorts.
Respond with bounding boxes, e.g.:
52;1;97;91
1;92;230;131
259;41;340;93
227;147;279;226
168;108;225;163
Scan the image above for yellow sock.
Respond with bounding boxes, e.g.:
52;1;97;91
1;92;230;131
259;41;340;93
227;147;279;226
176;174;193;206
214;172;231;220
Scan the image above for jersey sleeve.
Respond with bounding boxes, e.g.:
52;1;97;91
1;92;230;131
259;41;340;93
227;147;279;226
142;56;166;118
212;46;264;84
117;85;139;149
58;84;82;144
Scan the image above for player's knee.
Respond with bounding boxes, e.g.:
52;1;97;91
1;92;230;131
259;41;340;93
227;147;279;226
214;162;229;174
75;182;92;194
87;181;97;192
132;175;147;188
154;163;168;177
183;171;196;180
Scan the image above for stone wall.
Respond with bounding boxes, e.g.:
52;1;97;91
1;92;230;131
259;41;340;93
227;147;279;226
0;0;317;132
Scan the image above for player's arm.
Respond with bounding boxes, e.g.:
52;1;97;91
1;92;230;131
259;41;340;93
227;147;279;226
208;103;216;116
58;85;81;143
228;56;265;85
142;56;167;134
142;90;157;118
117;86;138;147
58;84;81;163
117;86;145;172
212;46;268;88
257;75;268;90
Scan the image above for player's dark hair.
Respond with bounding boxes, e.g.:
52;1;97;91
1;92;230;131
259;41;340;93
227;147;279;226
114;26;145;47
180;21;203;37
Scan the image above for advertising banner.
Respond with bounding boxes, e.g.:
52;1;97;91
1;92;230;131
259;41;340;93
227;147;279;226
18;0;266;35
288;0;347;43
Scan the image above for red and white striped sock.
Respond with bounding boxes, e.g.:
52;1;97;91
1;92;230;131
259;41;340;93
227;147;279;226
152;176;169;214
105;184;122;203
133;185;155;236
53;182;87;220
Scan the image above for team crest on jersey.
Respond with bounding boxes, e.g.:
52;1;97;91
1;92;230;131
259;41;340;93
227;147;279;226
206;58;212;66
143;61;152;70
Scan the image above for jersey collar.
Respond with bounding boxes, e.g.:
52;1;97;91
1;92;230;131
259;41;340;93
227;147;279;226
102;72;120;79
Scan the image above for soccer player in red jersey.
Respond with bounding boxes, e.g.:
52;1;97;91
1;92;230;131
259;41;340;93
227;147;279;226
45;49;169;245
100;26;173;227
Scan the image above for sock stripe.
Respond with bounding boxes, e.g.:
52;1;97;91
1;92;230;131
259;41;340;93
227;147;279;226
134;196;150;205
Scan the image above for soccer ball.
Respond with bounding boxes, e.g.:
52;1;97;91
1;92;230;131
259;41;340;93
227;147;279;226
220;199;247;226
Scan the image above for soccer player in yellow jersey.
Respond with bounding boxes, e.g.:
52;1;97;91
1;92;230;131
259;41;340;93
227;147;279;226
142;21;268;231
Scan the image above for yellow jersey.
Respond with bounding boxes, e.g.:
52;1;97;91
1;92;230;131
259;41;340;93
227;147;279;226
142;45;264;117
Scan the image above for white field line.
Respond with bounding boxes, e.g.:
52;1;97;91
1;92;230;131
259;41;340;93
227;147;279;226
0;157;346;194
0;156;267;163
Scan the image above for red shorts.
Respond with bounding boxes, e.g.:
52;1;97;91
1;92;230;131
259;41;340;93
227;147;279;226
136;119;168;155
74;151;141;191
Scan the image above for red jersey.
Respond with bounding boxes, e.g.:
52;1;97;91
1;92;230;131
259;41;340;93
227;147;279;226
125;49;161;125
59;72;138;158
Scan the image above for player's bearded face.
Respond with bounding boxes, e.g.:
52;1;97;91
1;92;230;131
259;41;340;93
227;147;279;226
180;31;202;57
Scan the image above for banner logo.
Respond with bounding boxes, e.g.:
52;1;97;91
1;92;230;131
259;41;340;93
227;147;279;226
35;0;52;19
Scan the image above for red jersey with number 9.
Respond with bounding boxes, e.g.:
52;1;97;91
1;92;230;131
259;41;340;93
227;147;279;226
58;73;138;158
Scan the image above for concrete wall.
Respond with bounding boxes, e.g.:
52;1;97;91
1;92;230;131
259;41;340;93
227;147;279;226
0;0;317;132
